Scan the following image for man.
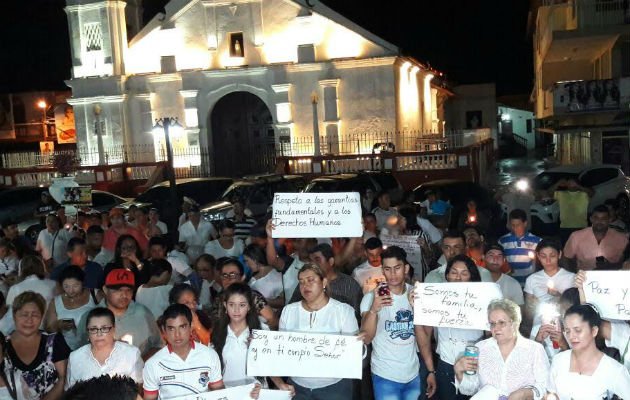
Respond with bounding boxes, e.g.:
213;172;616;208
289;243;363;318
56;204;68;227
178;205;216;264
64;375;142;400
35;191;58;223
424;231;492;283
265;220;318;304
483;243;524;306
372;191;398;230
604;198;627;233
563;204;629;270
352;237;386;294
148;208;168;236
36;213;73;268
207;258;278;329
143;304;224;399
102;208;149;254
229;199;256;241
85;225;110;266
361;245;426;400
499;209;541;284
549;178;594;244
78;269;163;358
88;210;102;227
363;213;378;240
49;237;105;289
149;236;192;282
0;217;32;256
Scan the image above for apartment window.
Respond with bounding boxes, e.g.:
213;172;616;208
229;32;244;58
526;119;532;133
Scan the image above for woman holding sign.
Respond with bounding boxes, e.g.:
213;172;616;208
278;263;360;400
454;299;549;399
415;255;485;400
546;304;630;400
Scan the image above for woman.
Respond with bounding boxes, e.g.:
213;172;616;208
204;220;244;260
547;304;630;400
65;307;143;389
6;255;56;307
417;255;484;400
210;282;267;388
277;264;359;399
524;239;576;328
531;288;579;361
243;244;283;308
0;332;11;399
168;283;212;345
44;266;97;350
103;234;150;288
454;299;549;399
4;291;70;400
188;254;221;309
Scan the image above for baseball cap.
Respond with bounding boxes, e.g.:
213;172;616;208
109;208;124;218
105;268;135;288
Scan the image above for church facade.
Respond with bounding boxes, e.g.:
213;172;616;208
65;0;448;176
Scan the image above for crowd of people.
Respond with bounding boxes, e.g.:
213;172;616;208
0;188;628;400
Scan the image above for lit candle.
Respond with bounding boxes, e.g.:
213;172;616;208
528;250;535;260
468;214;477;223
546;393;558;400
121;334;133;345
547;280;554;290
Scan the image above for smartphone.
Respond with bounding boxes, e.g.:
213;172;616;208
377;281;390;297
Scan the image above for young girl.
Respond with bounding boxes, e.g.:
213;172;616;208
243;244;284;308
211;283;282;393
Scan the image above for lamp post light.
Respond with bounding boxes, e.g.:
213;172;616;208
37;100;48;139
153;117;184;233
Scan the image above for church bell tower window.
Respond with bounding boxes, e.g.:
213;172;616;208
83;23;103;52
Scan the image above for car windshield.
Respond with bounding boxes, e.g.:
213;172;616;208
531;172;579;190
305;180;356;192
135;186;168;203
222;184;254;201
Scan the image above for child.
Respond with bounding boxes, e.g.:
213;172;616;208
135;259;173;319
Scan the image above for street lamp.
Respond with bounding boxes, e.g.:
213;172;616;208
37;100;48;139
153;117;184;234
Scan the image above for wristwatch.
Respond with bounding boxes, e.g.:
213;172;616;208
427;370;436;375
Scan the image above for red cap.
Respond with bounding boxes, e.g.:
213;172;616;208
109;208;124;218
105;269;135;287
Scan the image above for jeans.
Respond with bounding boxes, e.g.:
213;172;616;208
418;353;428;400
372;373;421;400
435;359;469;400
290;378;353;400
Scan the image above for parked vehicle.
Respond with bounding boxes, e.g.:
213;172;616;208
202;174;306;222
523;165;630;232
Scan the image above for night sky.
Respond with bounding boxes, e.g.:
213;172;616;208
0;0;532;96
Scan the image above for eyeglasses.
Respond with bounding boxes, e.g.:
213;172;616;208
87;326;113;335
221;272;241;280
489;320;512;329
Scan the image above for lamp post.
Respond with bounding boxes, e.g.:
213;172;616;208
37;100;48;139
153;117;184;233
93;105;106;165
310;91;321;156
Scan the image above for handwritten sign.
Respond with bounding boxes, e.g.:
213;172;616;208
271;192;362;238
381;234;421;256
413;282;503;329
177;384;253;399
584;271;630;320
260;389;292;400
247;330;362;379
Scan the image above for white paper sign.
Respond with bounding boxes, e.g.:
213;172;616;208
584;271;630;320
259;389;292;400
247;330;363;379
381;235;421;256
271;192;362;238
177;384;253;399
413;282;503;329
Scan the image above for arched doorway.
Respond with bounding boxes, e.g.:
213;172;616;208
209;92;276;177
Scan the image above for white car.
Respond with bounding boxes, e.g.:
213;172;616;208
526;164;630;231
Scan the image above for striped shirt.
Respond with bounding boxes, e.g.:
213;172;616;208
499;231;541;285
229;216;257;240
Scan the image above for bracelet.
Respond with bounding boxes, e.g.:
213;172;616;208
427;370;436;375
368;309;378;315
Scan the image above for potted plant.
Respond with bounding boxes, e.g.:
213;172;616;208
49;152;81;204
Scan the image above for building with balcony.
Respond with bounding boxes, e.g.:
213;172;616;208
530;0;630;171
63;0;458;178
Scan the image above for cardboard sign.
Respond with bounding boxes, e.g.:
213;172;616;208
177;384;253;399
271;192;362;238
584;271;630;320
413;282;503;330
246;330;363;379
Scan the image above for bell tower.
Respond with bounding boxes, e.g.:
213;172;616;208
65;0;128;78
124;0;143;39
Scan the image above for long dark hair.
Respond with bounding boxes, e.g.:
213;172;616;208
113;234;142;265
445;254;481;282
211;283;261;366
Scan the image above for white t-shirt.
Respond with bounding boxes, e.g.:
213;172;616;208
279;298;358;389
360;284;418;383
249;269;283;300
352;261;386;294
135;284;173;321
606;321;630;372
282;257;304;305
179;221;216;263
204;239;244;260
54;294;96;350
36;228;72;266
143;342;223;399
66;341;144;388
547;350;630;400
221;326;258;387
6;275;57;306
496;274;524;305
524;268;576;325
435;326;484;365
372;207;398;230
0;257;18;276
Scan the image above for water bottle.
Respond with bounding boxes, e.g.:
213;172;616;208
464;345;479;375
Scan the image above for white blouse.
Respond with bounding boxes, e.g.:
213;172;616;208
547;349;630;400
456;335;549;399
66;341;144;388
249;269;283;300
